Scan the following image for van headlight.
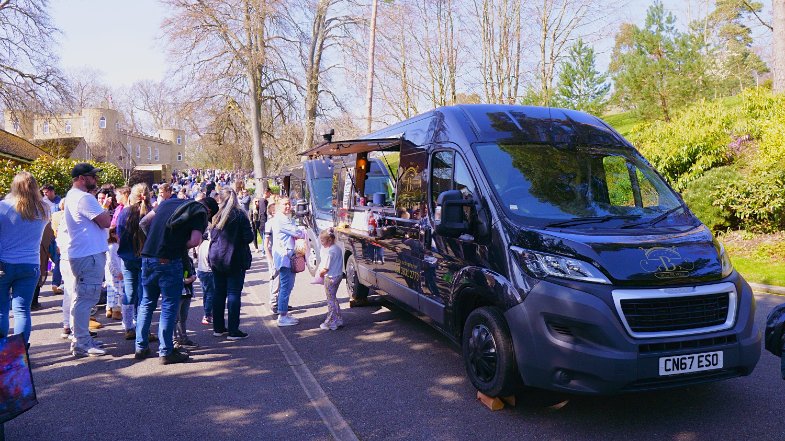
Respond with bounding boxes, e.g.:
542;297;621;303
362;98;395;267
714;239;734;278
510;246;611;284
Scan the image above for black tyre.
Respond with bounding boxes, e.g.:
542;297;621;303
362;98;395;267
462;306;520;397
345;254;369;303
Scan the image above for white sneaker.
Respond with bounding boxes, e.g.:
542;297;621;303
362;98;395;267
319;323;337;331
277;315;299;326
72;343;106;357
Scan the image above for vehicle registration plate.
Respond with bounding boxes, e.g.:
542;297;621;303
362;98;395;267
658;351;723;376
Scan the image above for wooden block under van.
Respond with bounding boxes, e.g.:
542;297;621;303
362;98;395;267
476;391;505;411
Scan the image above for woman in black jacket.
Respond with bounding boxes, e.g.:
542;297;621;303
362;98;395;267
210;188;254;340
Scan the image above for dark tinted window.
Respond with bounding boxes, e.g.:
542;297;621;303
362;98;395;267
430;151;454;208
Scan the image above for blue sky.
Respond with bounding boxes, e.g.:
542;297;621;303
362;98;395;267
49;0;773;91
51;0;169;87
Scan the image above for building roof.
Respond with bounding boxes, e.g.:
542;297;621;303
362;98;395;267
34;137;86;158
0;129;50;163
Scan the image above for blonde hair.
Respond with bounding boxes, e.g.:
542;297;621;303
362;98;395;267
319;228;335;245
128;183;151;215
127;183;152;257
212;187;240;230
8;171;48;221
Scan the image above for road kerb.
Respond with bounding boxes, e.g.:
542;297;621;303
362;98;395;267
251;291;359;441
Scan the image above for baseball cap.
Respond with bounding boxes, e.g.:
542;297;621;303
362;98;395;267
71;163;102;178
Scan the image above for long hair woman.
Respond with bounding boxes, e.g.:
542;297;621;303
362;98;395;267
116;183;153;340
0;171;50;346
209;187;254;340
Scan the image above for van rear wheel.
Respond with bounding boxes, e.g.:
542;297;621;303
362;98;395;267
345;255;369;306
462;306;519;397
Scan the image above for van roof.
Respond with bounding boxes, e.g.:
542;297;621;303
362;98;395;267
364;104;629;148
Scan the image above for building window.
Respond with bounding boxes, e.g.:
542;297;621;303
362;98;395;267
154;147;159;161
136;145;140;158
177;152;182;161
43;121;50;134
65;121;72;134
12;120;19;132
99;116;106;129
82;118;87;131
147;146;152;160
176;135;182;145
115;121;120;129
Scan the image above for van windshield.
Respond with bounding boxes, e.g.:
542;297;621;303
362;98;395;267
473;143;696;229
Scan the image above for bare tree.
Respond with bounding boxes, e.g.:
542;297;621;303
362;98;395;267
0;0;70;113
162;0;296;189
65;68;113;110
296;0;360;149
415;0;460;107
472;0;523;103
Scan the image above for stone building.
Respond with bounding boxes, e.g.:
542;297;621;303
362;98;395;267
3;108;187;178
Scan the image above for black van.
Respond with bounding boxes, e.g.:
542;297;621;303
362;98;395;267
300;105;761;397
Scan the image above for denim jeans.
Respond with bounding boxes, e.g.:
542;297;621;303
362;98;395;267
0;262;40;345
67;253;106;347
197;270;214;318
51;246;62;287
136;258;183;356
121;257;143;310
278;267;294;315
212;270;246;333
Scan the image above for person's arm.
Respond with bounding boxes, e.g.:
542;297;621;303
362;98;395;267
93;211;112;229
185;229;203;248
139;210;156;234
81;193;111;228
240;216;254;244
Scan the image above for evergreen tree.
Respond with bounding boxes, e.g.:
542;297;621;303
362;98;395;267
706;0;769;95
554;38;610;115
609;1;709;121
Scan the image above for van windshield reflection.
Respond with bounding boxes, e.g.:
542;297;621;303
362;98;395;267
473;143;694;229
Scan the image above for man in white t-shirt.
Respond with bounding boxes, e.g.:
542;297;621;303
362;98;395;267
63;163;112;357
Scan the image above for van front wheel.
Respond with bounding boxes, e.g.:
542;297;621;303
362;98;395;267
462;307;519;397
345;255;369;306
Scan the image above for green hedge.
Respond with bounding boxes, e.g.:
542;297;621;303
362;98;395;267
626;89;785;232
0;157;125;197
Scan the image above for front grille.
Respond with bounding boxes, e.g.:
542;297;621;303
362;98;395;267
639;334;737;354
620;292;730;333
621;368;744;392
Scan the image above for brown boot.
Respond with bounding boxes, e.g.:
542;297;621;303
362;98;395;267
112;307;122;321
106;307;113;318
89;317;102;329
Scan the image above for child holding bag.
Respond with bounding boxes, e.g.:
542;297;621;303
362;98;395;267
317;228;344;330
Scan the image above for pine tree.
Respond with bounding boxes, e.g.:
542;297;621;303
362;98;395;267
554;38;610;115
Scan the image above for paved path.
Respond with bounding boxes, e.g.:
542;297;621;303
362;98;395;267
6;254;785;441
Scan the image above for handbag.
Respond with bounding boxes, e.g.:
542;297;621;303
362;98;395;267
291;254;306;273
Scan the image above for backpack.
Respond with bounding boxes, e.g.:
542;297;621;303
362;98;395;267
764;302;785;357
207;226;235;273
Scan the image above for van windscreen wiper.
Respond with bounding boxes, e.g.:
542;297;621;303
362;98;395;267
546;215;641;228
620;205;686;229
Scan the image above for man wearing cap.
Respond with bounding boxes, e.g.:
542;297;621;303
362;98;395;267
62;163;112;357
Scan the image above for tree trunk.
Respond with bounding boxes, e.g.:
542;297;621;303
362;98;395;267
365;0;379;133
248;69;267;191
302;0;330;151
774;0;785;93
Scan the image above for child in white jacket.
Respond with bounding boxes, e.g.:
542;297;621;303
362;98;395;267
105;228;124;321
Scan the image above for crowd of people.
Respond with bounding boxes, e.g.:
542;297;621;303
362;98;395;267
0;163;344;365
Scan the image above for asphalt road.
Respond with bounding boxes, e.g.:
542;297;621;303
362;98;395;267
6;255;785;441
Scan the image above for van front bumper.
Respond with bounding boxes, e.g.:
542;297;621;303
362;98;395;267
504;275;761;394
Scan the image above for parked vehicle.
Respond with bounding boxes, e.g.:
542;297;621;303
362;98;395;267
291;157;395;274
300;104;761;397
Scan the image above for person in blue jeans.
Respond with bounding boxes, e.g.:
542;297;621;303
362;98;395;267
0;172;50;346
196;197;218;325
268;198;304;327
136;196;207;365
116;183;156;341
209;189;253;340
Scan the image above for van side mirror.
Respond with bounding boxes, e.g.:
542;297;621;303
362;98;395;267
434;190;470;238
294;199;309;218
